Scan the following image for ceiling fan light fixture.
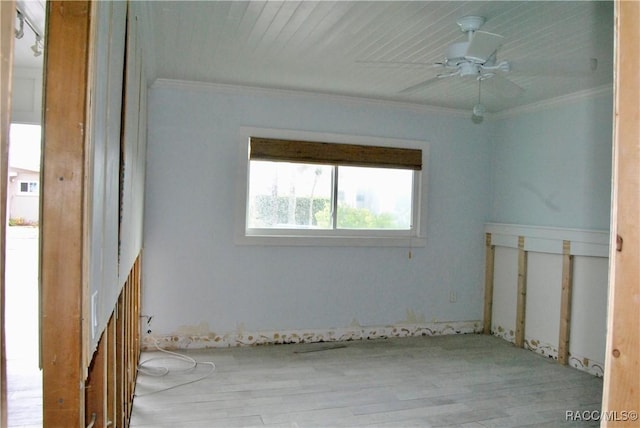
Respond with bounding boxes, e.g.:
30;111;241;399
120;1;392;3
473;103;486;117
472;102;486;124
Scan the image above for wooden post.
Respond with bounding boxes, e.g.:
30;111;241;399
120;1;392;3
602;1;640;423
41;2;91;426
558;241;574;365
515;236;528;348
483;233;495;335
0;1;16;425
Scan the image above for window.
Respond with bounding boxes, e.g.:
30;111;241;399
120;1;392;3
19;181;38;195
237;128;428;246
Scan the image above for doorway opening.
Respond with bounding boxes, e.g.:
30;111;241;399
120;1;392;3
6;2;45;426
6;124;42;427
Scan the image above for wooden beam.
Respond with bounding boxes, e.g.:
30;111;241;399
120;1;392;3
515;236;528;348
41;2;91;426
0;2;16;425
558;240;574;365
483;233;495;335
602;1;640;423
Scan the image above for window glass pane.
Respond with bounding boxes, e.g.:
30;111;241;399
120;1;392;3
337;166;413;230
248;161;333;229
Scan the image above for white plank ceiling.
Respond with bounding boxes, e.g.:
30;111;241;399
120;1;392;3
149;1;614;113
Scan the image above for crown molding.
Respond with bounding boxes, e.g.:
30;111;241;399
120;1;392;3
492;84;613;120
151;78;612;123
151;78;471;118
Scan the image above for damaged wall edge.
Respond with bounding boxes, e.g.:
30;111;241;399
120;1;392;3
142;320;483;352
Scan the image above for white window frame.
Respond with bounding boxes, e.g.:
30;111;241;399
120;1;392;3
18;180;39;195
235;127;428;247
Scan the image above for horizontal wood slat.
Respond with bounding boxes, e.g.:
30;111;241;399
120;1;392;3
250;137;422;170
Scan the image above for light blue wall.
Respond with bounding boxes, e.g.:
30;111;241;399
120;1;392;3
143;83;493;335
490;90;613;230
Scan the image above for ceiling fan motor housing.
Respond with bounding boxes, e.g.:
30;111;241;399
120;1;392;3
457;15;486;33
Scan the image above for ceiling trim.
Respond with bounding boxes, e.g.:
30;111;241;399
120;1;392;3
493;84;614;120
151;78;471;118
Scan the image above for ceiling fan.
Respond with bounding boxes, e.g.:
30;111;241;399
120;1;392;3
357;14;602;123
399;15;523;103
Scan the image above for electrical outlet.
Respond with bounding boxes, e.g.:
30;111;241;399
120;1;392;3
449;291;457;303
91;291;99;339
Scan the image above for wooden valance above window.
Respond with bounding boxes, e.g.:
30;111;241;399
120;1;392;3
250;137;422;170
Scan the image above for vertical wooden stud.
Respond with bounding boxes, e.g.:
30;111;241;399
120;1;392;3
558;240;574;365
483;233;496;335
106;311;116;426
85;331;106;428
41;2;91;426
603;1;640;423
0;2;15;424
115;293;124;427
515;236;528;348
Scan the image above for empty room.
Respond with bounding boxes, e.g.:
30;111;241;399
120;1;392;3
2;1;638;427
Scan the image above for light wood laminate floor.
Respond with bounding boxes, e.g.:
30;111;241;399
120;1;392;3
130;334;602;427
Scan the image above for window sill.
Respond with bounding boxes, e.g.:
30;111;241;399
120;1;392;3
235;234;426;247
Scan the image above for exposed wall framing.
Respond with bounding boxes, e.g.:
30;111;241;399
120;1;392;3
41;1;147;426
85;257;141;428
483;223;609;375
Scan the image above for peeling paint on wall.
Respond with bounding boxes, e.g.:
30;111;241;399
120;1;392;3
491;324;603;377
143;320;482;351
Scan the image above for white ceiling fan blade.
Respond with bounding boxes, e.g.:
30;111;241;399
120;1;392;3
482;75;524;98
465;31;504;62
355;60;436;68
508;57;604;75
399;76;444;94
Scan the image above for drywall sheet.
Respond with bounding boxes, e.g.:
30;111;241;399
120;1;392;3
570;255;608;373
524;252;562;357
492;246;518;342
87;0;126;350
